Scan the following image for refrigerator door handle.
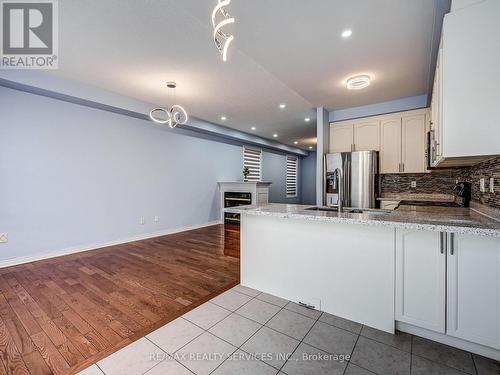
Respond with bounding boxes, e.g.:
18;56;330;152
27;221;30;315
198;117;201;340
323;154;327;206
345;160;351;207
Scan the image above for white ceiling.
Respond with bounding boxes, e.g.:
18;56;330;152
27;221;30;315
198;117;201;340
46;0;440;150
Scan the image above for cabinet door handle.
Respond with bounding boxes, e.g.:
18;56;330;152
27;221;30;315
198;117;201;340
449;233;455;255
439;232;445;254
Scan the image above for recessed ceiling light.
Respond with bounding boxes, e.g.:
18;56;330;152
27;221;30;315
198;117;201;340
293;141;298;145
346;75;371;90
279;103;286;109
273;133;278;138
309;146;313;149
221;116;227;121
251;126;256;131
304;117;311;122
341;29;353;38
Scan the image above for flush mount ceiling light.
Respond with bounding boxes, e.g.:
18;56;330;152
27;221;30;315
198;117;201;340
212;0;235;62
221;116;227;121
293;141;298;145
251;126;256;131
279;103;286;109
309;146;313;149
304;117;311;122
149;82;188;128
341;29;353;38
346;75;371;90
273;133;278;138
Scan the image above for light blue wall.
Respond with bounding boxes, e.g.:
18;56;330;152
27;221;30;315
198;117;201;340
329;95;428;122
0;86;304;263
262;151;302;204
301;152;317;205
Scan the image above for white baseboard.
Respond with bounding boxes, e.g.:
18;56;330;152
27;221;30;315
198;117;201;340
0;220;222;269
397;321;500;361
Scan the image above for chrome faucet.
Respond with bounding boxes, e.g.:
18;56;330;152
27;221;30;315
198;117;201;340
332;167;344;212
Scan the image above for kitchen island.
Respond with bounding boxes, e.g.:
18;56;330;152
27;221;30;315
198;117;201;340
228;203;500;237
227;203;500;359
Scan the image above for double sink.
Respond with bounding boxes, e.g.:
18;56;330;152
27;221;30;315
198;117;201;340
305;206;392;215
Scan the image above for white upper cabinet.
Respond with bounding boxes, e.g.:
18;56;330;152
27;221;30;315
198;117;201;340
380;118;402;173
331;109;428;174
330;123;354;153
433;0;500;166
396;230;446;333
430;40;443;166
380;112;427;174
402;114;426;173
354;121;380;151
447;234;500;350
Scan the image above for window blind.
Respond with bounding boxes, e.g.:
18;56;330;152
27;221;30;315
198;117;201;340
243;147;262;182
286;155;298;197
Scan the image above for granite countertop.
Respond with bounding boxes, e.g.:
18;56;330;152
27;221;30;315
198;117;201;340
226;203;500;237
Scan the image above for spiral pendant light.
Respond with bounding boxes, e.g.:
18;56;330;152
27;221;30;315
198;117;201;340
211;0;234;62
149;82;188;128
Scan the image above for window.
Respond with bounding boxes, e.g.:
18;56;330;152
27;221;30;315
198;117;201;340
286;155;298;197
243;147;262;182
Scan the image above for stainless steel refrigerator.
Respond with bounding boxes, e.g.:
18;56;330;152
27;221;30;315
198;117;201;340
325;151;379;208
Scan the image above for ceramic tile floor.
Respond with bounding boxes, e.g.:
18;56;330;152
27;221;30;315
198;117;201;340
78;285;500;375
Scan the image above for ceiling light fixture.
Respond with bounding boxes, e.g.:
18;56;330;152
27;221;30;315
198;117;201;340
346;75;371;90
251;126;256;131
304;117;311;122
279;103;286;109
212;0;235;62
221;116;227;121
309;146;313;149
341;29;353;38
294;141;298;145
149;82;188;128
273;133;278;138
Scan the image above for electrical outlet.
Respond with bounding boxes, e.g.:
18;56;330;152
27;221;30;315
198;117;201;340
154;215;159;223
0;233;7;243
140;216;145;225
411;181;417;188
480;178;486;193
490;178;495;193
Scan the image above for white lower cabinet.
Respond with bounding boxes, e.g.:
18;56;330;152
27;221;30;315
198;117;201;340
447;233;500;349
396;230;500;350
396;230;446;333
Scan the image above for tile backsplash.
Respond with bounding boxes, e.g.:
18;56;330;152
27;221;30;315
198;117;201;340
468;156;500;208
380;171;464;195
380;155;500;209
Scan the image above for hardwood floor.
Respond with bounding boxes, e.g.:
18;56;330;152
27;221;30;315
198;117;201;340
0;224;240;375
